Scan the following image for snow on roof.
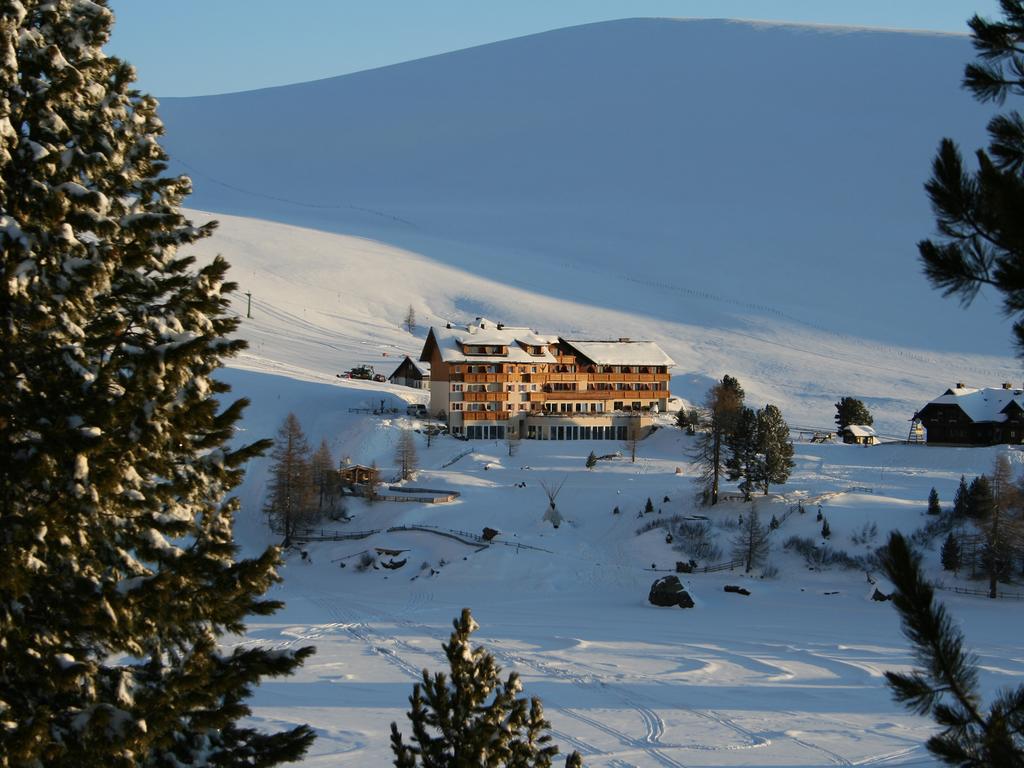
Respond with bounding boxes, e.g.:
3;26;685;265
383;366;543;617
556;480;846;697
428;322;558;364
927;386;1024;423
562;340;675;367
843;424;876;437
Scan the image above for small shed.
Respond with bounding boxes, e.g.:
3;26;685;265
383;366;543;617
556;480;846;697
842;424;879;446
389;356;430;389
339;464;377;488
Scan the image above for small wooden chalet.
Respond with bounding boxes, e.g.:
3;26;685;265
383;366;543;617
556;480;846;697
389;356;430;389
841;424;878;445
914;383;1024;445
339;464;377;488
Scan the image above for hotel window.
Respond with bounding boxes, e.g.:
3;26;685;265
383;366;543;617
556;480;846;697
452;402;463;411
452;383;463;392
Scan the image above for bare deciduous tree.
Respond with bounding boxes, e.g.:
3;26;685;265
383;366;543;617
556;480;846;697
622;421;641;463
731;503;770;573
311;439;340;515
264;413;316;545
396;428;418;481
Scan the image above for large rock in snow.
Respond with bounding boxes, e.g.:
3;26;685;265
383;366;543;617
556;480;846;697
648;576;694;608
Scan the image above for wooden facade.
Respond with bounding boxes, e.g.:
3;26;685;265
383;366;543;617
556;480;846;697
915;386;1024;445
420;322;673;439
388;355;429;389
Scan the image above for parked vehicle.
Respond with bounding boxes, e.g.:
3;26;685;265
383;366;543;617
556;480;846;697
349;365;375;380
406;404;428;417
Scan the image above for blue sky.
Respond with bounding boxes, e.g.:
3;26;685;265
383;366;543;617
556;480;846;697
106;0;1002;97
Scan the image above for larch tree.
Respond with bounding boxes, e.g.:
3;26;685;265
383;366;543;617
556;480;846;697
731;504;769;573
264;413;316;546
390;609;582;768
396;427;418;481
980;454;1024;598
310;438;338;515
622;420;641;463
0;2;314;765
692;375;745;505
404;304;417;335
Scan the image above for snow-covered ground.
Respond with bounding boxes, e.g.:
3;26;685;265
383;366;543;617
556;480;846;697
148;17;1024;765
220;366;1024;767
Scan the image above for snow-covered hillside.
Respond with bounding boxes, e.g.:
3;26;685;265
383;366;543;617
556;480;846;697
162;18;1007;355
190;210;1017;440
151;18;1024;767
219;363;1024;767
195;211;1024;767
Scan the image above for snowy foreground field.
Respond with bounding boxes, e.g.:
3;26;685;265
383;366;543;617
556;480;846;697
219;369;1024;768
172;200;1024;766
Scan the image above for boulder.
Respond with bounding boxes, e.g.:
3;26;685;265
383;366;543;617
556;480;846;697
871;588;892;602
724;585;751;596
648;575;695;608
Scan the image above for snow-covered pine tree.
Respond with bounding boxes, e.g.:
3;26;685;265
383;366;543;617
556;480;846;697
928;487;942;516
953;475;970;517
724;406;759;500
264;413;317;544
0;2;314;764
941;532;961;572
754;404;794;495
834;396;873;431
390;608;581;768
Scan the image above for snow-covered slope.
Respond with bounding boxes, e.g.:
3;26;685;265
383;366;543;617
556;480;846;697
191;210;1016;439
162;18;1006;356
154;20;1024;766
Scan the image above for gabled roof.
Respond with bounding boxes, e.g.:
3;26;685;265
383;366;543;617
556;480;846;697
389;355;430;379
562;339;675;367
843;424;876;438
921;386;1024;424
422;320;559;364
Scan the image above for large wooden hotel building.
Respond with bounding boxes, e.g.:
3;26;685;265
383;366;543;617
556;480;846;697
418;318;673;440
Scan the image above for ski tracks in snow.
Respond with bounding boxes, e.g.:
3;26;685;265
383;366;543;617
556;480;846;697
289;597;923;767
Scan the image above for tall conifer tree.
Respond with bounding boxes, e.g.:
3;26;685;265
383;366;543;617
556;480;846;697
0;2;314;764
917;0;1024;356
754;404;794;495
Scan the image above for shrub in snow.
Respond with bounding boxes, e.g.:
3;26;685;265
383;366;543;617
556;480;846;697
784;536;867;570
390;609;582;767
851;521;879;546
356;552;377;572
